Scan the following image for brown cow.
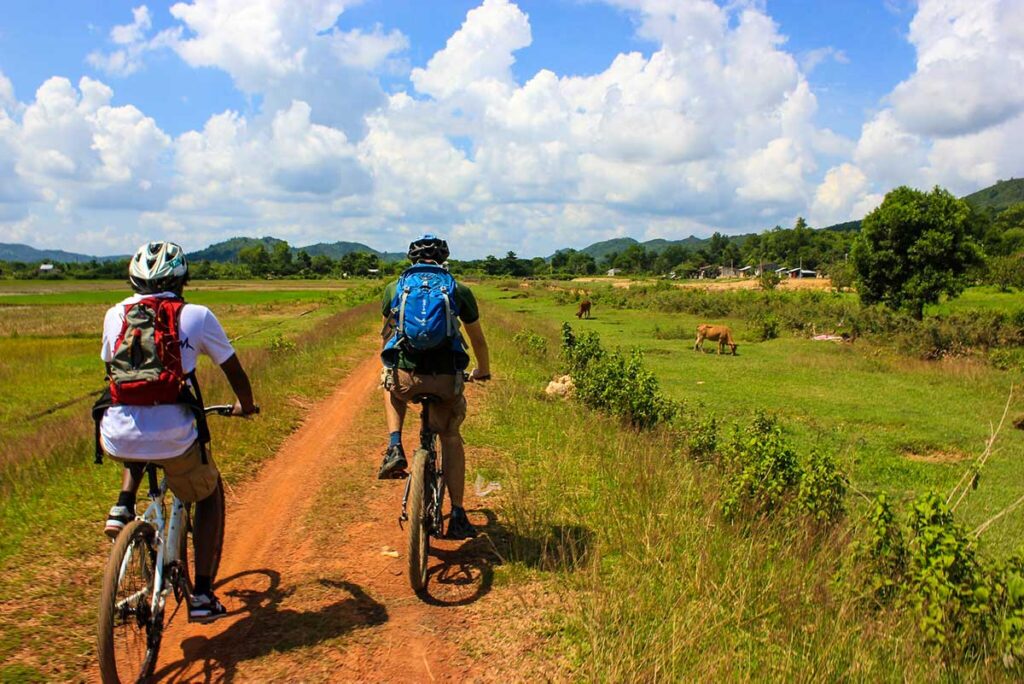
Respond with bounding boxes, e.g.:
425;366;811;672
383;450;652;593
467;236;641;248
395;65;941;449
576;300;592;319
694;324;737;355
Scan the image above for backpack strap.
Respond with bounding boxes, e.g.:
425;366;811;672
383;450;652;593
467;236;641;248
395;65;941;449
440;285;454;338
184;371;211;464
91;387;113;465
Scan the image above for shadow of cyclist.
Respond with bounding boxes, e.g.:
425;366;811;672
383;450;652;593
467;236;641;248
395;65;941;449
152;569;386;683
418;508;594;607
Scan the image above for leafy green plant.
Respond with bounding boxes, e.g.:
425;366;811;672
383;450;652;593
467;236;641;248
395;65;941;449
269;332;297;353
561;323;679;429
513;330;548;358
751;313;780;341
722;413;802;521
759;270;781;291
686;415;718;461
796;449;846;524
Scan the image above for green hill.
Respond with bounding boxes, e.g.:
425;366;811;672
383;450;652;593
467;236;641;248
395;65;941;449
189;237;286;262
0;243;124;263
964;178;1024;212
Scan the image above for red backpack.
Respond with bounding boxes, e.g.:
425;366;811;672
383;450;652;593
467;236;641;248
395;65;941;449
108;297;187;405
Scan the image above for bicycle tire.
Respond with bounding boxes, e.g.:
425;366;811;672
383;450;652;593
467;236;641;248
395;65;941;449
97;519;161;684
407;448;430;592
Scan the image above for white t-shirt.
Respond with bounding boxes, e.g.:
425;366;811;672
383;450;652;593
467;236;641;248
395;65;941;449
100;292;236;460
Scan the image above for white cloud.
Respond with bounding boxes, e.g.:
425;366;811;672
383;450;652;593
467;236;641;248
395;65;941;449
850;0;1024;197
411;0;531;100
800;46;849;73
8;0;1024;256
888;0;1024;137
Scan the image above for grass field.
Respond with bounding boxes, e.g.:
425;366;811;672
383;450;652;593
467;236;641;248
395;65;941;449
0;280;371;448
476;282;1024;556
3;276;1023;679
0;279;378;679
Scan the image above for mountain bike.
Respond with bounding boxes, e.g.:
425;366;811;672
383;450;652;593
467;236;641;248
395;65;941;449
399;393;448;593
96;404;245;684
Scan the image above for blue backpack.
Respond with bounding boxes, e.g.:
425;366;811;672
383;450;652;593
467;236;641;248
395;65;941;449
382;264;468;369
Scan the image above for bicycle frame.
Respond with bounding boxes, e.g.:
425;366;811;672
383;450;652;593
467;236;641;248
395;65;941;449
115;466;188;622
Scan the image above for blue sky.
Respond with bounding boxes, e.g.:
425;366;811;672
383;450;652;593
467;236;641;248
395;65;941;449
0;0;1019;257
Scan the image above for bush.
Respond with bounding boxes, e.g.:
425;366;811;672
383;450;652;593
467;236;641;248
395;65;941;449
269;333;297;353
752;313;780;341
721;413;802;521
686;415;718;461
513;330;548;358
796;450;847;524
561;323;679;429
759;270;781;291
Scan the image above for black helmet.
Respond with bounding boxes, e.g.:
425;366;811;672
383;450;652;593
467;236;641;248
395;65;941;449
129;241;189;294
407;234;450;263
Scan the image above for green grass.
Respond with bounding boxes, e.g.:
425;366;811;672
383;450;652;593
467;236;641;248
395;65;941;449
476;282;1024;556
464;298;1020;679
0;295;378;679
929;285;1024;316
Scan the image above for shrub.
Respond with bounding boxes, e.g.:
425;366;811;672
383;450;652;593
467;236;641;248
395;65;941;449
759;270;781;291
561;323;679;429
796;449;846;524
752;313;780;341
686;415;718;461
269;333;297;353
513;330;548;358
721;413;802;521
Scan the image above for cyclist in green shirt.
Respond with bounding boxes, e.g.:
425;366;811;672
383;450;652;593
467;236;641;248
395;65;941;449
378;235;490;539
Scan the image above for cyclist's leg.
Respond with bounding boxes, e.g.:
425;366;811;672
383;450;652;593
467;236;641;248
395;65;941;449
380;372;412;477
105;460;145;536
436;395;468;508
161;442;225;619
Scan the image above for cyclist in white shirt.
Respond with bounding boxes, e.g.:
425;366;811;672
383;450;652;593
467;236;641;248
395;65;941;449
97;241;258;622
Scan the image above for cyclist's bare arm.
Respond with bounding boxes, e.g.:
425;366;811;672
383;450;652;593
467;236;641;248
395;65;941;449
219;354;258;415
463;320;491;379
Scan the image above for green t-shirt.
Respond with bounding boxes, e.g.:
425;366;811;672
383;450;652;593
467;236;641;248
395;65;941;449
381;279;479;373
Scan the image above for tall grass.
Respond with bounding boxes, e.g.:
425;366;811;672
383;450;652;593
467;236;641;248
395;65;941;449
469;304;1013;679
0;299;377;679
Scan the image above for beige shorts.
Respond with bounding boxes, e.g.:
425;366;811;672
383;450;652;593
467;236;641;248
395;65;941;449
111;442;219;503
388;370;467;437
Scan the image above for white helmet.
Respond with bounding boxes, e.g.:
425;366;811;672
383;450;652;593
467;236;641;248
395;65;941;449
129;241;189;294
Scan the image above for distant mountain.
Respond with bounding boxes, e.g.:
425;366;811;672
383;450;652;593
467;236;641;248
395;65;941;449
189;236;287;262
963;178;1024;212
301;241;405;262
0;243;125;263
188;236;405;263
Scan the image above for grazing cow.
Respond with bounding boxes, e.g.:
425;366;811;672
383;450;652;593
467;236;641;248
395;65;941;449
694;324;738;355
576;300;592;319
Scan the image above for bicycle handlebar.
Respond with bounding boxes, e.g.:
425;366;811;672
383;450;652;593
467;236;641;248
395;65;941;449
204;404;261;417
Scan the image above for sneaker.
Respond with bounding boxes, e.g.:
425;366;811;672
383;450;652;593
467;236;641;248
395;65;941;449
446;507;478;540
104;504;134;539
189;591;227;623
377;444;408;479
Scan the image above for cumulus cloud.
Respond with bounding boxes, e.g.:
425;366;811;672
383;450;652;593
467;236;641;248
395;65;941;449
889;0;1024;137
6;0;1024;256
850;0;1024;199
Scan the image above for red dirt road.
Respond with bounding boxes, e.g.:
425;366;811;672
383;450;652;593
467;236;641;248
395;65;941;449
147;354;508;683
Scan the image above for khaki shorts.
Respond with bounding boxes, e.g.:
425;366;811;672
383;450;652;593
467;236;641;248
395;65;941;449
388;370;467;437
111;442;220;503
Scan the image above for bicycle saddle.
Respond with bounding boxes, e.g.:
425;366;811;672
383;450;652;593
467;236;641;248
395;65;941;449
411;393;442;404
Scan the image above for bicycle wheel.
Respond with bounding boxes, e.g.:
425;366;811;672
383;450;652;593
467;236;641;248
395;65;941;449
178;476;226;597
97;519;161;684
407;448;430;592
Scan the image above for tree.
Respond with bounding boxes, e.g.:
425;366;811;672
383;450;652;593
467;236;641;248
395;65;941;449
238;245;270;276
851;186;983;319
270;241;293;275
986;254;1024;292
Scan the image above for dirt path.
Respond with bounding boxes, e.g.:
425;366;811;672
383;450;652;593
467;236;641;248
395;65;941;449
145;354;513;683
